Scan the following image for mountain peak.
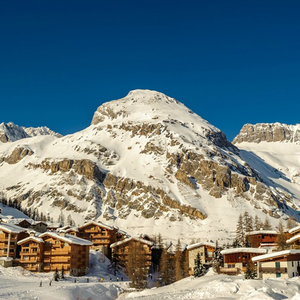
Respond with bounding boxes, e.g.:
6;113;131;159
233;123;300;144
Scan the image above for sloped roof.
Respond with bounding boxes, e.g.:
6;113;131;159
0;223;27;234
17;236;44;245
110;237;154;248
78;220;114;231
186;242;216;250
289;225;300;234
221;248;267;255
39;231;93;246
245;230;278;236
252;249;300;262
287;234;300;244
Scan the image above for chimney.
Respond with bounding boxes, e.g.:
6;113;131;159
29;231;35;237
59;230;66;237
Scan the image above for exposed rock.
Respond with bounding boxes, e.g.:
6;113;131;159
5;147;34;164
233;123;300;144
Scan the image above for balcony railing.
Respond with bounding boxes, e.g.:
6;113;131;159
260;267;287;273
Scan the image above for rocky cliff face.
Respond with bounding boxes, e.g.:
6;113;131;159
233;123;300;144
0;91;297;241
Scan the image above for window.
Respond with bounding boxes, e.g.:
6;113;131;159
275;262;280;268
276;273;281;278
292;261;294;267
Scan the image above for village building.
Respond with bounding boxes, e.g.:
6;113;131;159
245;230;278;248
77;221;123;256
185;242;216;275
286;232;300;249
110;237;153;268
220;248;267;275
18;231;93;276
0;223;29;259
252;249;300;279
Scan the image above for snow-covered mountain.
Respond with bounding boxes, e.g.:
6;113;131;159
0;122;61;143
0;91;298;243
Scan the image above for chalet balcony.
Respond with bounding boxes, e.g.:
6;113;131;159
44;250;70;256
260;267;287;273
219;267;238;275
20;251;39;256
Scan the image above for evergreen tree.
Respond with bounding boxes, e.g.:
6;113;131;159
236;214;245;247
244;212;253;233
263;217;272;230
276;220;288;250
193;252;206;277
159;248;175;285
126;240;149;289
254;215;262;231
212;245;224;274
174;239;183;281
244;262;257;279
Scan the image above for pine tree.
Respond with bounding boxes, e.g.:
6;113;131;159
276;220;288;250
174;239;183;281
212;246;224;274
244;262;257;279
236;214;245;247
254;215;262;231
263;217;272;230
244;212;253;233
126;240;149;289
159;248;175;285
193;252;206;277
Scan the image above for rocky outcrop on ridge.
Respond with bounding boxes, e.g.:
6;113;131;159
233;123;300;144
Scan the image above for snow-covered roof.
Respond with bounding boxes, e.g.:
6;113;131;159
289;225;300;234
221;248;267;255
110;237;154;248
245;230;278;236
0;223;27;234
78;220;114;231
186;242;216;250
17;236;44;245
2;218;35;226
39;232;93;246
252;249;300;262
286;233;300;244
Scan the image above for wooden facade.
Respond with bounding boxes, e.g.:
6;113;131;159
253;250;300;279
220;248;267;275
110;237;153;268
77;221;122;256
246;230;278;248
185;242;216;275
18;231;93;276
0;223;29;259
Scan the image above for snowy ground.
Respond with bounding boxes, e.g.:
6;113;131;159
119;270;300;300
0;250;128;300
1;263;300;300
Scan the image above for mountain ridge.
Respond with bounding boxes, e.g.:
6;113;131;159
0;90;299;243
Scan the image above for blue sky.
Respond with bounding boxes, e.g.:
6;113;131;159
1;1;299;141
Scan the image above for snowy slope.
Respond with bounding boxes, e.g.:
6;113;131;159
0;90;296;245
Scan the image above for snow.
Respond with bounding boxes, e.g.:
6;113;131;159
0;261;300;299
245;230;278;236
39;231;93;246
252;249;300;262
221;248;267;255
286;234;300;244
186;242;216;250
0;223;27;234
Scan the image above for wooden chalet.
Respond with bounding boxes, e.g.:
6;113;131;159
110;237;153;268
77;221;120;256
287;232;300;249
18;231;93;276
253;249;300;279
185;242;216;275
0;223;29;259
245;230;278;248
220;248;267;275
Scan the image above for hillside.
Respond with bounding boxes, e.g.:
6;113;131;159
0;91;298;244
